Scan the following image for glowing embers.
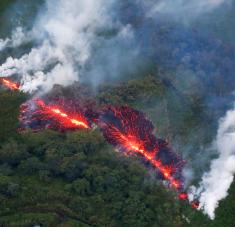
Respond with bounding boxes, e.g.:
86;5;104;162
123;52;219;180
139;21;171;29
36;99;90;129
178;192;200;209
97;105;185;190
179;192;188;200
191;200;200;209
19;98;90;132
0;78;20;91
18;100;195;206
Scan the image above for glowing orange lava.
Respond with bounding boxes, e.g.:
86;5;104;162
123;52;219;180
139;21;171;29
19;101;196;207
1;78;20;90
107;125;181;190
179;192;188;200
191;200;199;209
35;99;90;129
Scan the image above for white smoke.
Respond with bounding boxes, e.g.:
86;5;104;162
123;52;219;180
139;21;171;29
0;0;229;93
0;0;123;93
0;27;27;51
192;104;235;219
0;38;9;51
144;0;230;19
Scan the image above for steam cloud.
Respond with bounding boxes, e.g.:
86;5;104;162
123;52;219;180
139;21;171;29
0;0;229;93
0;0;133;93
0;27;27;51
146;0;230;19
192;105;235;219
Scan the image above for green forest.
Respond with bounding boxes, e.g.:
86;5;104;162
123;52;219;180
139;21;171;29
0;76;235;226
1;0;235;226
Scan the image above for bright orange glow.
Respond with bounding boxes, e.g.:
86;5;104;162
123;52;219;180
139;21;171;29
191;200;199;209
1;78;20;90
179;192;188;200
35;99;90;129
20;102;193;205
108;125;181;189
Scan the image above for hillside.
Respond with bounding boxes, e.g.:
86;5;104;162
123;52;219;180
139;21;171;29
1;0;235;226
0;76;235;226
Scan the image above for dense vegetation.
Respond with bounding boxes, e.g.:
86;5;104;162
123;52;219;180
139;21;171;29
0;76;235;226
0;86;188;226
1;0;235;226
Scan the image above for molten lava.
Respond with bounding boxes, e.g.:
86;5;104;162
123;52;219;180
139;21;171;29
191;200;200;209
18;99;197;208
0;75;198;208
35;99;90;129
97;106;185;191
179;192;188;200
1;78;20;90
19;98;90;132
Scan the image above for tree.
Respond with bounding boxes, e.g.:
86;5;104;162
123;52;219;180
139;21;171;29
0;91;26;143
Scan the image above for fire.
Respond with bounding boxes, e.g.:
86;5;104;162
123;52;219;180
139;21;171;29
179;192;188;200
97;106;184;190
101;124;182;189
19;99;90;132
0;76;199;208
191;200;200;209
19;100;198;208
35;99;90;129
1;78;20;90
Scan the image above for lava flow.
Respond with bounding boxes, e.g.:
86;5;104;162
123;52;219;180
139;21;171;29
36;99;90;129
97;106;185;191
19;98;91;132
191;200;200;209
18;98;199;208
0;78;20;91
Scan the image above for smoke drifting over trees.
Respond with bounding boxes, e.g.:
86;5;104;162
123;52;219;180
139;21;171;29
194;105;235;219
0;0;235;222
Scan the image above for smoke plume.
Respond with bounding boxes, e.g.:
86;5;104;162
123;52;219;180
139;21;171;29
192;104;235;219
0;27;27;51
145;0;230;20
1;0;235;220
0;0;230;93
0;0;134;93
